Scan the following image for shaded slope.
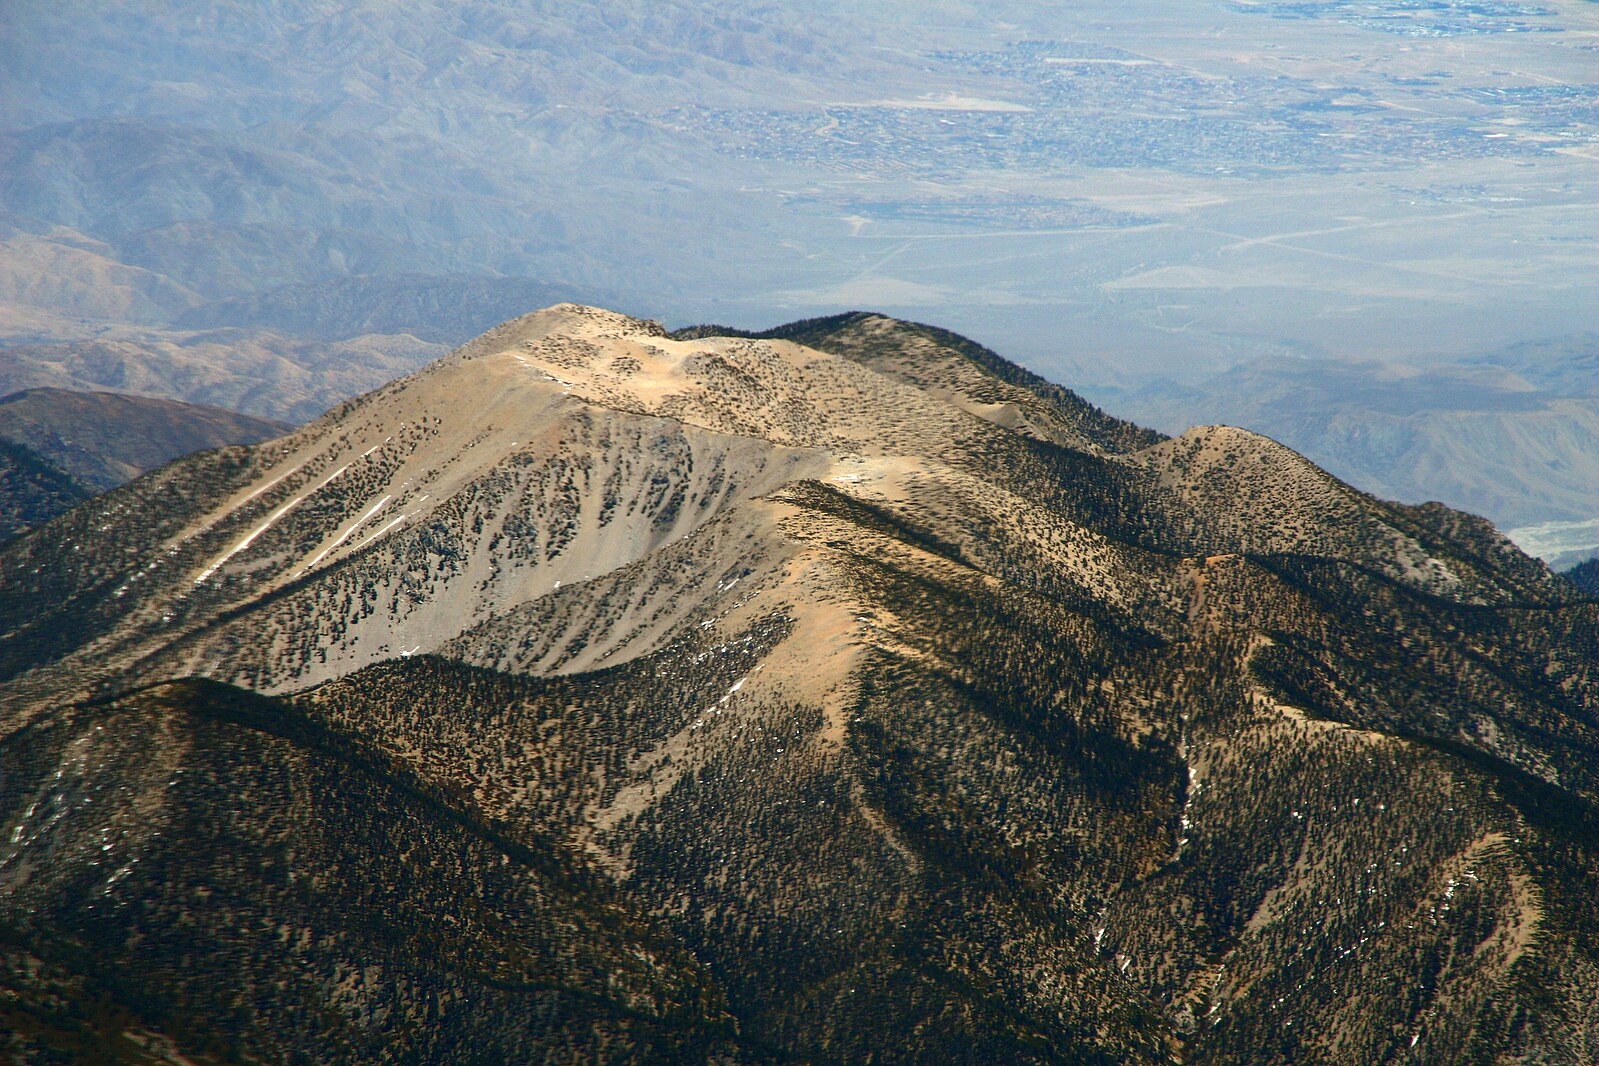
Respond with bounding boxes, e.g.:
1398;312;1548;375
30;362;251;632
0;437;92;542
1564;558;1599;597
0;386;290;491
296;476;1599;1064
0;678;753;1065
300;535;1183;1064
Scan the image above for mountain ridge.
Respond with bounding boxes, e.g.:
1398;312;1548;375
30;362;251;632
2;304;1597;1064
0;386;290;491
1102;337;1599;544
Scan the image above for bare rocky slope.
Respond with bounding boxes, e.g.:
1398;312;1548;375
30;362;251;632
2;305;1597;1064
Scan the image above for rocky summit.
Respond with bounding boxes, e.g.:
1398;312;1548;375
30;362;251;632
2;305;1597;1064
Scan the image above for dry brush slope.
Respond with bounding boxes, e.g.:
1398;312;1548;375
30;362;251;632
1;304;1597;1064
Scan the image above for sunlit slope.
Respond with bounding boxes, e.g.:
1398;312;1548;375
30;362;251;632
0;303;1175;705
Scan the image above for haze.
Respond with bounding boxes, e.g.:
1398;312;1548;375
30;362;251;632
2;0;1597;552
6;1;1594;374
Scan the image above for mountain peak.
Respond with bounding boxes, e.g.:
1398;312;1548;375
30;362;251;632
3;306;1596;1065
451;302;670;363
528;301;671;338
437;303;1103;459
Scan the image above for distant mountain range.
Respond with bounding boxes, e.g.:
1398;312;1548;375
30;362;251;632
171;274;593;343
0;2;916;343
3;0;1594;373
0;330;445;423
3;306;1596;1063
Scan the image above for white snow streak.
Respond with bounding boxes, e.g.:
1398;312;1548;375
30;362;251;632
229;463;302;511
295;494;393;577
356;513;410;546
193;463;352;585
